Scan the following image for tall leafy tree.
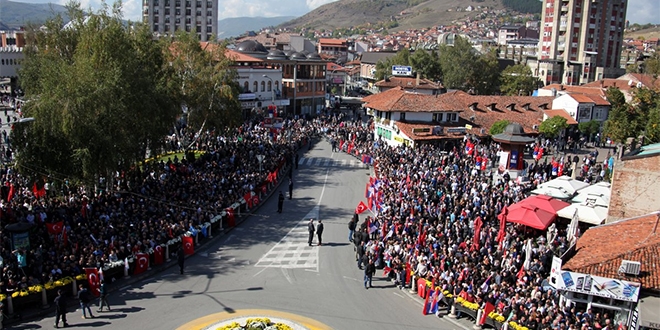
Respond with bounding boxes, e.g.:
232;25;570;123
438;36;478;90
410;49;442;82
539;116;568;138
646;100;660;143
15;2;179;182
374;48;411;81
490;120;510;135
500;64;540;96
166;31;242;134
470;50;500;95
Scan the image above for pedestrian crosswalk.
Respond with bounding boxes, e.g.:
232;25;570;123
254;226;318;270
297;157;367;168
255;207;320;271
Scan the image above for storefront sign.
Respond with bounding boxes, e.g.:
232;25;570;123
553;269;640;302
377;127;392;140
393;136;410;146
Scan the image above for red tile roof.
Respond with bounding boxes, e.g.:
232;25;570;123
582;79;635;91
571;94;596;103
375;76;442;90
363;88;554;136
544;109;578;125
563;212;660;290
541;84;606;97
224;49;263;62
318;38;347;45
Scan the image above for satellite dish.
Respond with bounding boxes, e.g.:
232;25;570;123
628;80;634;86
636;82;643;88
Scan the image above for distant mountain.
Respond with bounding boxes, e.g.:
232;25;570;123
278;0;540;31
217;16;296;39
0;0;69;29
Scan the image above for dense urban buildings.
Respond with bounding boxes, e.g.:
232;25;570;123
534;0;628;85
142;0;218;41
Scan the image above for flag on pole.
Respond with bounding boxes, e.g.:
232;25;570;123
480;302;495;325
355;201;368;214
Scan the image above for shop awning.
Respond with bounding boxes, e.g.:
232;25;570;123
639;295;660;329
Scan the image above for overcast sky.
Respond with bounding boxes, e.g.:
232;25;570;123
14;0;660;25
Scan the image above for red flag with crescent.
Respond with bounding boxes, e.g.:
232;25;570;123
154;245;164;265
46;221;64;235
133;252;149;275
251;194;260;207
183;236;194;255
85;268;101;297
226;207;235;227
355;201;368;214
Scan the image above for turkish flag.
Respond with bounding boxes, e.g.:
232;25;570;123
244;193;253;208
226;208;235;227
251;194;260;207
46;221;64;235
85;268;101;297
153;246;164;265
133;252;149;275
261;185;267;195
480;302;495;325
182;236;194;255
355;201;368;214
417;278;427;298
405;262;412;285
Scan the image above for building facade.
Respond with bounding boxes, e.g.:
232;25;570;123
537;0;627;85
0;30;25;79
143;0;218;41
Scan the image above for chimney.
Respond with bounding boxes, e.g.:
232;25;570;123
416;72;421;86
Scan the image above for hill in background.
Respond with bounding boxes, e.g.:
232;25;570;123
0;0;68;29
218;16;296;39
278;0;541;31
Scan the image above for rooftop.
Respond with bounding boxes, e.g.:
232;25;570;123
375;76;442;90
563;212;660;290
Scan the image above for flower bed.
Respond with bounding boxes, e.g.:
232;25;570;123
209;316;307;330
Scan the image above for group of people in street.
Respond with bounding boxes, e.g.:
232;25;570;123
307;218;323;246
330;118;620;330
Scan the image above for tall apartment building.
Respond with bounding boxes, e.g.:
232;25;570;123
143;0;218;41
534;0;627;85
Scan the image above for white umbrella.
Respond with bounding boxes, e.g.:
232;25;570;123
523;239;533;270
574;181;611;196
557;203;608;226
546;223;558;247
567;208;579;244
571;192;610;207
537;176;590;197
530;186;574;200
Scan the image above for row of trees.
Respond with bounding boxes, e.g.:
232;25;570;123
15;3;242;184
603;87;660;144
374;36;540;95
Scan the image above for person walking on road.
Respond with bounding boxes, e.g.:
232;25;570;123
77;284;94;319
97;279;111;312
364;258;375;289
54;289;69;328
316;219;324;246
288;179;293;200
348;214;357;243
277;191;284;213
307;218;315;246
177;246;185;275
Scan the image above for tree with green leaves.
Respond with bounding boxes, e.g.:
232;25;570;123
374;48;411;81
410;49;442;82
15;2;179;183
438;36;478;90
603;87;656;143
490;120;510;135
469;50;501;95
500;64;540;96
539;116;568;138
646;101;660;143
578;120;601;139
166;31;242;136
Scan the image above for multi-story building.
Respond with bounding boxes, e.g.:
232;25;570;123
536;0;627;85
143;0;218;41
0;30;25;79
497;25;539;46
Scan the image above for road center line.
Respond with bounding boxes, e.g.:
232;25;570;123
318;168;330;206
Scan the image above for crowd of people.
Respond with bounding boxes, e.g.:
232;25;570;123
0;106;619;329
0;116;328;307
335;123;621;330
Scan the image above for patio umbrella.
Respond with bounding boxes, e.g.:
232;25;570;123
567;208;579;244
505;204;556;231
573;181;611;197
517;195;570;215
523;239;533;270
557;203;608;226
536;176;590;197
497;206;508;247
572;192;610;207
530;186;574;200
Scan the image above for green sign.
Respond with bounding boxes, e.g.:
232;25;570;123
377;127;392;140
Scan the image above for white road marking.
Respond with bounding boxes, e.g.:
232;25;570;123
342;276;360;282
281;268;293;284
252;267;268;277
119;285;131;291
393;292;405;299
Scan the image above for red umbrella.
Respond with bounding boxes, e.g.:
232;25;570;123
505;204;556;231
517;195;570;215
497;206;508;244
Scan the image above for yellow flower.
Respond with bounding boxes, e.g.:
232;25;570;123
28;285;44;293
0;294;6;301
11;292;19;298
76;274;87;281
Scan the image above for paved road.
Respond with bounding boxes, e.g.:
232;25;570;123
20;139;472;330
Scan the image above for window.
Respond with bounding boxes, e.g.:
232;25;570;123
207;10;212;16
175;17;180;24
175;0;180;6
196;10;202;16
267;81;272;92
275;81;279;91
165;8;169;15
164;25;170;31
206;26;212;33
165;0;170;6
206;0;211;7
165;17;170;23
261;81;266;92
399;112;406;121
196;1;201;7
253;81;258;92
243;82;249;93
175;9;180;15
153;24;159;32
185;25;191;32
433;113;443;122
186;9;191;15
196;25;201;33
185;0;191;6
186;17;191;24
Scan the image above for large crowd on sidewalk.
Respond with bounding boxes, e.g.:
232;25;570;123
0;109;616;329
